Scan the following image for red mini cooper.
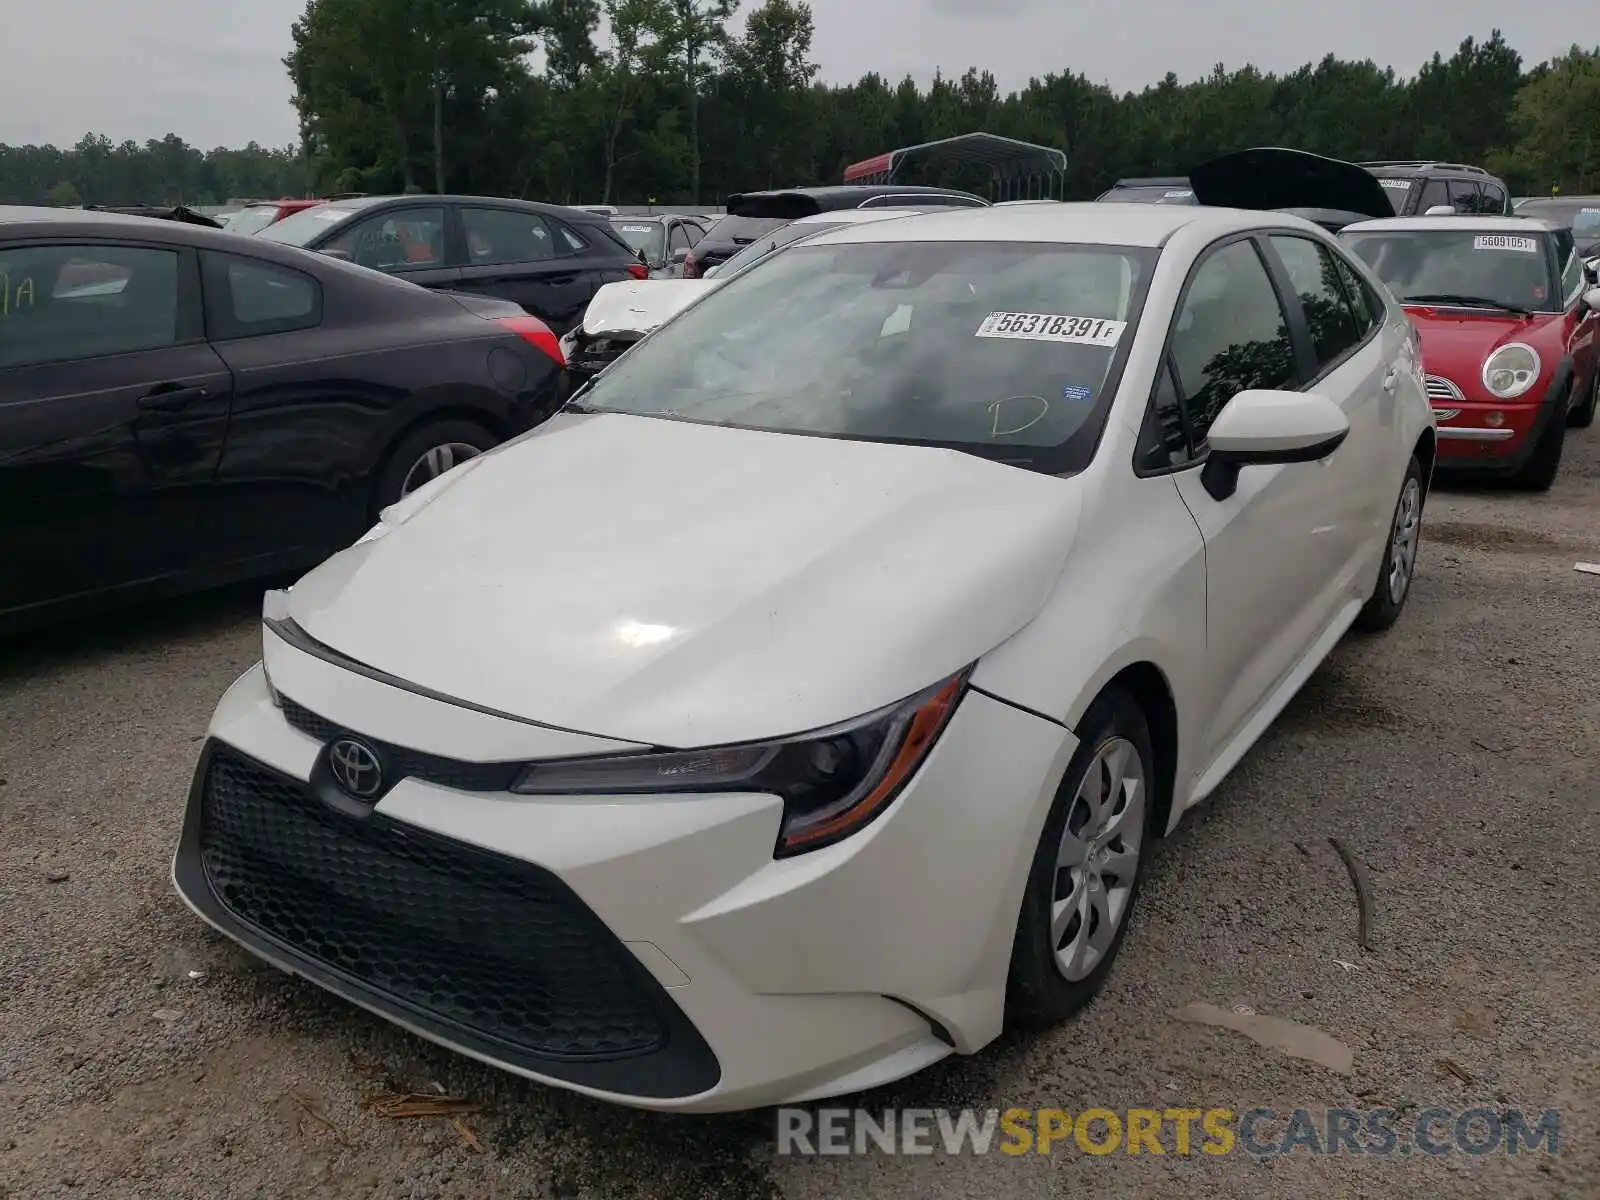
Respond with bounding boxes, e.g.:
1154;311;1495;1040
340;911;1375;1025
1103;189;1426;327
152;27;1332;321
1341;216;1600;490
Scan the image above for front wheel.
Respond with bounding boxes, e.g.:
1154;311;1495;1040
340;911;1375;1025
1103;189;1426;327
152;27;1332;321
1353;455;1424;633
1006;686;1154;1025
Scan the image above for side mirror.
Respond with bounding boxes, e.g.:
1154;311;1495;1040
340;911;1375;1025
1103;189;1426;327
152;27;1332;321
1584;257;1600;285
1200;390;1351;501
1584;286;1600;312
1423;204;1458;216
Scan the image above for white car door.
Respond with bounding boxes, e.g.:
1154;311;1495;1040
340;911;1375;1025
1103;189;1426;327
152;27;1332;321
1158;236;1354;776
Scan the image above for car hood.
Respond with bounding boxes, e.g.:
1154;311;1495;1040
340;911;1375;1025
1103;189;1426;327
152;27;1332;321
286;413;1083;748
1404;308;1566;385
1189;148;1394;221
582;279;715;337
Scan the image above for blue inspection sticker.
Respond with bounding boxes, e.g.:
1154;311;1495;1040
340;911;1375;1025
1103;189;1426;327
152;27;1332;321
1061;383;1093;402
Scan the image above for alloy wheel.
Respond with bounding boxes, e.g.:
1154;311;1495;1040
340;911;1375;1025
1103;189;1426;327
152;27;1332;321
1051;737;1146;982
400;442;483;497
1388;476;1422;605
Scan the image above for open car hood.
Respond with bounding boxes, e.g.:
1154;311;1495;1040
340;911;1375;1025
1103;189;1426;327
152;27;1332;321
1189;148;1393;222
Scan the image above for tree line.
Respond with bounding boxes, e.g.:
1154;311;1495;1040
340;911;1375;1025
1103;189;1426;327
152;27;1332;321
1;7;1597;209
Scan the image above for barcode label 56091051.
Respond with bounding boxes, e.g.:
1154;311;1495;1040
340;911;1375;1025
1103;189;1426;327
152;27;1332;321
975;312;1126;345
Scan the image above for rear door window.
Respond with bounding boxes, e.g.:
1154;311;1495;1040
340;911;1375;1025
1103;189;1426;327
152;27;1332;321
462;207;558;265
1328;253;1384;336
1268;235;1366;369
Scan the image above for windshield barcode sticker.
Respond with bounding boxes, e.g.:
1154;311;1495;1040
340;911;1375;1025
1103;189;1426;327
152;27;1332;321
1378;179;1413;189
976;312;1125;345
1473;235;1538;253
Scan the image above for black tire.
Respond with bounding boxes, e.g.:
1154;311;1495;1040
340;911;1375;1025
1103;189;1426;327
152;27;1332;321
371;418;500;517
1568;369;1598;429
1353;455;1425;633
1509;404;1566;491
1006;686;1155;1026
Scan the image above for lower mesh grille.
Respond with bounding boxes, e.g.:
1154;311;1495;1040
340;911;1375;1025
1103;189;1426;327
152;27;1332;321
198;744;668;1060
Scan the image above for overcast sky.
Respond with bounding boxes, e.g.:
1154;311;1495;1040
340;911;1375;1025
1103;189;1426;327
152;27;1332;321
0;0;1580;150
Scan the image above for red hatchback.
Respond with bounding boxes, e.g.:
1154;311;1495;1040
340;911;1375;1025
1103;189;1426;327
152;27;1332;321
1342;217;1600;489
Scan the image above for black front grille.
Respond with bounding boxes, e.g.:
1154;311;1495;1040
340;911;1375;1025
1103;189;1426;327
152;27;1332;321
280;695;520;793
199;744;668;1061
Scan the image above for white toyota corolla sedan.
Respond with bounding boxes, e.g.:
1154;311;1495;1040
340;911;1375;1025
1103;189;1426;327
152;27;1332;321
174;200;1434;1113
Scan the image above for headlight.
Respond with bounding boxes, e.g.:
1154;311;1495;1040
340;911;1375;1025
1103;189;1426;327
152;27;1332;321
1481;343;1541;399
510;670;969;856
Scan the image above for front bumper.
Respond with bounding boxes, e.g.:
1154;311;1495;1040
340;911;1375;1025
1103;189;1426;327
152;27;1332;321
1430;379;1564;474
173;661;1073;1112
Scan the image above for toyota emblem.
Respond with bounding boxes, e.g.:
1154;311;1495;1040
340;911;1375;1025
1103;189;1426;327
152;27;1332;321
327;737;384;799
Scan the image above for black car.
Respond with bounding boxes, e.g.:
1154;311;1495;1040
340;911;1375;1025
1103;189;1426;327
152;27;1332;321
1357;160;1513;216
1513;196;1600;257
257;195;646;333
607;213;711;277
681;184;987;277
0;206;566;633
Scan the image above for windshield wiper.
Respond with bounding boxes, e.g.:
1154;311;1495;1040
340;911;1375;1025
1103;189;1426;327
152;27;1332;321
1403;293;1532;316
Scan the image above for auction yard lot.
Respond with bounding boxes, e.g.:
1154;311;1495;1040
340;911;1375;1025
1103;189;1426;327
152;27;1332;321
2;438;1597;1200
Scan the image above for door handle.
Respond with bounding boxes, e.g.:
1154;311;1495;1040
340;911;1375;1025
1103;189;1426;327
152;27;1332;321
1381;367;1400;392
137;384;208;412
545;274;578;285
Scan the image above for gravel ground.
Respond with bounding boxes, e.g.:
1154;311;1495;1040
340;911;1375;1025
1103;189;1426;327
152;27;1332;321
2;432;1597;1200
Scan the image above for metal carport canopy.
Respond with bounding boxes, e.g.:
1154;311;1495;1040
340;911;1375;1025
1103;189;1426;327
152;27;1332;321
842;132;1068;200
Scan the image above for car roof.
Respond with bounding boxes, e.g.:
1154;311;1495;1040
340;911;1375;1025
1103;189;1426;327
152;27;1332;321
1359;161;1496;178
1342;215;1561;234
801;201;1319;249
